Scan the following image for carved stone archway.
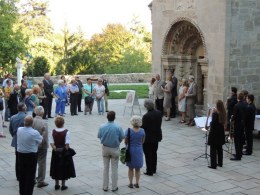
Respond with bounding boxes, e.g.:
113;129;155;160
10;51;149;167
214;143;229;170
161;19;208;115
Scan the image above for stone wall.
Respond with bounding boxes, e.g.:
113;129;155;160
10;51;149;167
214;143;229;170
31;73;153;84
226;0;260;105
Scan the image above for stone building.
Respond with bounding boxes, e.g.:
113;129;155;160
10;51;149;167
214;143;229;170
150;0;260;113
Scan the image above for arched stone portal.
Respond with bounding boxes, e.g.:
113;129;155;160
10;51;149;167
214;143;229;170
161;19;208;115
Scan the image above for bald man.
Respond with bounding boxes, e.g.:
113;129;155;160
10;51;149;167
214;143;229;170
17;115;43;195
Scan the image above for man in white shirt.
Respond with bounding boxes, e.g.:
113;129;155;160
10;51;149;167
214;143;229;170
17;115;43;195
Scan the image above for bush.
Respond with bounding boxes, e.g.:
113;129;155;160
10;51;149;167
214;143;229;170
33;56;50;76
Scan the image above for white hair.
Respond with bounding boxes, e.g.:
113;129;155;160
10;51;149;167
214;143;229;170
58;79;64;85
34;106;45;116
25;89;32;95
130;115;142;127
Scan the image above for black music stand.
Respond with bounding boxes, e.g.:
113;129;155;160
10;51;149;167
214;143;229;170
193;127;210;164
223;118;234;156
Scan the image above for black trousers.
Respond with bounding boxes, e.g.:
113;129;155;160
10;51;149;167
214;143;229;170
70;94;78;115
170;95;177;117
155;98;164;116
143;142;158;174
15;150;20;181
77;93;82;111
234;126;244;159
210;145;223;167
18;152;38;195
245;128;253;154
43;96;53;118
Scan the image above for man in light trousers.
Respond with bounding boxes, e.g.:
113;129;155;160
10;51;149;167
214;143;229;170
98;111;125;192
32;106;49;188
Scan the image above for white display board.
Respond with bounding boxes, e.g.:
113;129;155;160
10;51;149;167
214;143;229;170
123;90;141;116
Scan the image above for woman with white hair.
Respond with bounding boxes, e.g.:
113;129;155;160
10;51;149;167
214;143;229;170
125;115;145;189
54;80;67;117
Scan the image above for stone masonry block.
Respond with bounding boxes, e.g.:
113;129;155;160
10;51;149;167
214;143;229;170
242;44;251;55
258;0;260;8
242;68;256;75
244;20;254;31
246;75;259;83
255;16;260;26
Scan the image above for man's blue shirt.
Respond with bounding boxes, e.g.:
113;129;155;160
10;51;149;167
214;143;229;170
98;121;125;148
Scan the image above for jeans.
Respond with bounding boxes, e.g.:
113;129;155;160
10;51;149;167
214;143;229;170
102;145;119;191
4;99;9;121
55;100;65;115
97;98;104;114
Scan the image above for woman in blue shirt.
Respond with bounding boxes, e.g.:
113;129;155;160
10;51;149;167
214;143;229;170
54;80;67;117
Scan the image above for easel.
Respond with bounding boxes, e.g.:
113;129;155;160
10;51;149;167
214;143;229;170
193;108;211;164
123;90;142;116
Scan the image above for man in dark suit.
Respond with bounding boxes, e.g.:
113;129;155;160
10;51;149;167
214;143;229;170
169;70;178;118
75;76;83;112
8;84;20;117
141;99;162;176
42;73;54;119
244;94;256;155
231;92;247;161
226;87;237;131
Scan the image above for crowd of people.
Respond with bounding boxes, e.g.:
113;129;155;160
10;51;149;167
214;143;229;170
149;70;197;126
0;73;110;123
0;71;258;194
149;71;257;170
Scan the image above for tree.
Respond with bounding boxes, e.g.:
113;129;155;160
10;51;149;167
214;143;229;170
88;23;133;73
17;0;55;73
32;56;50;76
0;0;26;77
56;25;88;75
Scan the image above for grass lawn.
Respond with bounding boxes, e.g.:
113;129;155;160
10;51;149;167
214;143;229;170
108;84;149;99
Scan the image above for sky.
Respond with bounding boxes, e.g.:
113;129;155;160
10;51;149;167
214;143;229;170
47;0;152;38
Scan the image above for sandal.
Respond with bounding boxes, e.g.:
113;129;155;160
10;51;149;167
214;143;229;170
134;184;139;188
179;120;186;123
128;184;133;188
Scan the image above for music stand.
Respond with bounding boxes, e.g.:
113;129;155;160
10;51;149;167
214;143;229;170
223;118;234;156
193;127;210;164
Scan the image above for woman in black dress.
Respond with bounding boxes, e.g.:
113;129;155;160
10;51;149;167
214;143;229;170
208;100;226;169
50;116;76;190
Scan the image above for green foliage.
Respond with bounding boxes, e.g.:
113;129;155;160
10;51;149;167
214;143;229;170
56;26;88;75
0;0;26;77
109;85;149;99
17;0;55;73
1;2;152;76
32;56;50;76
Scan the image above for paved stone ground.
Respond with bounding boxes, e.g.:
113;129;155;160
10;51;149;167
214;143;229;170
1;99;260;195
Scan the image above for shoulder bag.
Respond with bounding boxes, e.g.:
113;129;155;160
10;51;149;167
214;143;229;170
120;128;131;164
84;84;94;104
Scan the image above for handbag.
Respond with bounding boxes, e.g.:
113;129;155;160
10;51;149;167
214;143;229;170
120;128;131;164
84;84;94;104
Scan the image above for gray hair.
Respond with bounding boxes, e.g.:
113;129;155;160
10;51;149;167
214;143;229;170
34;106;44;116
144;99;155;111
58;79;64;85
130;115;142;127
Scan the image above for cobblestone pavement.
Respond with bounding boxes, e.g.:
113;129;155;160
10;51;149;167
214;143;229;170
0;99;260;195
